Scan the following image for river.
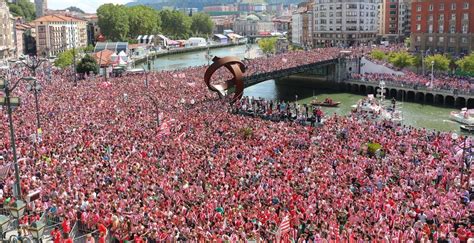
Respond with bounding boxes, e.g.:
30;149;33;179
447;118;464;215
149;45;464;133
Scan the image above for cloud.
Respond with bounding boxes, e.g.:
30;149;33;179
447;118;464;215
47;0;132;13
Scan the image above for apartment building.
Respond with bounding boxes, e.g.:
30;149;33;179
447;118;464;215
291;2;314;48
0;0;14;61
33;15;87;57
410;0;474;54
379;0;412;42
313;0;380;47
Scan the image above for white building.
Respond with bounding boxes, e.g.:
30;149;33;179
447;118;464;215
33;15;87;57
0;0;14;61
292;12;303;46
313;0;380;47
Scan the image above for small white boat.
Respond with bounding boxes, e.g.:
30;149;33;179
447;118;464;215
450;108;474;125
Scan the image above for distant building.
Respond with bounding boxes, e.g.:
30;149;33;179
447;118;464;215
291;2;313;48
33;15;87;57
410;0;473;55
211;15;236;34
313;0;380;47
82;14;101;46
272;15;291;33
379;0;412;43
234;14;274;37
35;0;47;18
203;4;237;13
0;0;15;61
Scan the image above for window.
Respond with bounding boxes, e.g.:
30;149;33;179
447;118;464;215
429;4;433;11
451;3;456;10
451;14;456;21
417;5;421;12
439;24;444;33
439;14;444;21
428;15;433;21
463;13;469;20
428;36;433;42
449;37;455;43
416;24;421;31
428;24;433;33
439;37;444;43
462;24;468;33
416;36;421;42
450;25;456;33
461;37;467;43
417;15;421;21
463;2;469;9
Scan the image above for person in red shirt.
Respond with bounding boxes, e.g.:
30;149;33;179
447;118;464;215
63;235;73;243
62;217;71;234
51;227;61;243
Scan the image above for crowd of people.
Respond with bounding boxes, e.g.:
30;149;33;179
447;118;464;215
0;48;472;242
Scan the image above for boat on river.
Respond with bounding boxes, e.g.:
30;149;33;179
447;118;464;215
311;98;341;107
450;108;474;125
460;125;474;133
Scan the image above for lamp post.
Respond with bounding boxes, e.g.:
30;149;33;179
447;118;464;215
0;79;22;198
430;60;435;89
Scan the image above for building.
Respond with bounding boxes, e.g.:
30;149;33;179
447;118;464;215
234;14;274;37
379;0;412;43
82;14;101;46
211;15;236;34
33;15;87;57
291;2;314;48
313;0;380;47
410;0;473;55
272;15;291;33
35;0;47;18
0;0;15;61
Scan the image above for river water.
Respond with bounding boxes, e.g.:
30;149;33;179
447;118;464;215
150;45;464;133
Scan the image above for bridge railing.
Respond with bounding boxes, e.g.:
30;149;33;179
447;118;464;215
244;59;338;84
346;79;473;97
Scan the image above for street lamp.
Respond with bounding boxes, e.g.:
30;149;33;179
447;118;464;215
29;221;45;241
9;200;26;219
0;78;22;198
430;60;435;89
0;215;10;237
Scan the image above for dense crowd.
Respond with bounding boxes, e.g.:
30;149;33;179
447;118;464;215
0;49;472;242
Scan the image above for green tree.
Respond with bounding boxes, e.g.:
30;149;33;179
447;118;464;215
370;49;386;61
76;54;99;75
190;12;214;36
97;4;130;41
159;10;191;39
54;49;76;68
66;6;85;14
424;54;450;72
8;0;35;21
127;5;161;38
456;53;474;73
258;37;278;54
388;51;414;69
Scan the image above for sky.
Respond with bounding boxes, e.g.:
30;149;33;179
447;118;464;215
46;0;131;13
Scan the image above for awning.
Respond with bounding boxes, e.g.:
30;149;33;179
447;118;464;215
137;35;143;40
214;34;228;40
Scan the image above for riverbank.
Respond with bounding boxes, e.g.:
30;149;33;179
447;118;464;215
134;42;246;65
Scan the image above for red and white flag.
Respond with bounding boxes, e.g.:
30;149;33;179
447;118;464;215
277;215;291;242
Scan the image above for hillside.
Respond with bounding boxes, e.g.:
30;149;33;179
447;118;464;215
125;0;303;10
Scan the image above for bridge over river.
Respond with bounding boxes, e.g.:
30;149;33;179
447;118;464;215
242;58;474;108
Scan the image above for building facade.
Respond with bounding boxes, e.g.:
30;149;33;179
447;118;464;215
291;2;314;48
33;15;87;57
35;0;47;18
234;15;274;36
0;0;14;61
379;0;412;42
313;0;380;47
410;0;473;55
